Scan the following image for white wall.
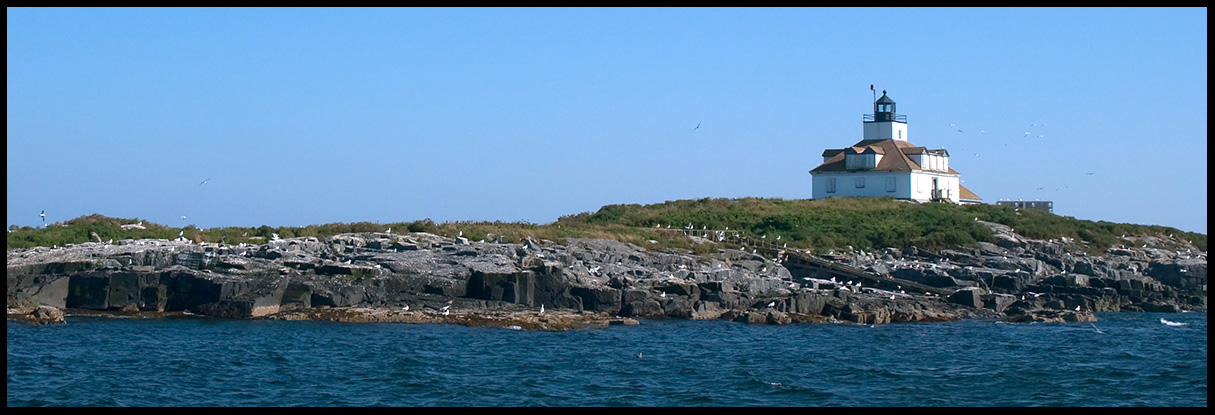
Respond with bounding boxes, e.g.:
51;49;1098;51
908;154;950;172
908;171;961;203
863;121;908;141
812;172;912;200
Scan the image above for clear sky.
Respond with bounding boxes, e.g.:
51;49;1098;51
7;7;1208;234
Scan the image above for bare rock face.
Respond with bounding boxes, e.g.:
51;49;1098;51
5;226;1205;328
7;305;65;325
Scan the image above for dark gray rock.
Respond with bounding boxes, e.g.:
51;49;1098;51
5;227;1205;326
948;287;984;308
570;285;622;313
983;293;1018;313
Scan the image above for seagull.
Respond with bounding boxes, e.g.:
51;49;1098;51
199;178;211;186
1075;305;1081;311
402;305;409;311
693;122;701;131
539;304;545;315
660;291;667;298
767;301;776;308
181;215;187;221
386;227;391;234
1086;172;1094;175
1160;318;1186;326
637;352;643;358
440;305;451;312
442;309;450;316
40;210;45;222
1037;187;1044;191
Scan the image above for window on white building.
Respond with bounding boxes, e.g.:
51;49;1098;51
856;177;865;188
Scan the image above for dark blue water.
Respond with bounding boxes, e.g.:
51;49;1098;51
8;312;1206;406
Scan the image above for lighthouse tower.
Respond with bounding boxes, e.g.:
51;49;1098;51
810;90;982;204
863;90;908;141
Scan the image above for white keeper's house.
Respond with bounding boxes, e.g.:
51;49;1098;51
809;90;981;204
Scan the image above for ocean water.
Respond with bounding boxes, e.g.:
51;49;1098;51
7;312;1206;407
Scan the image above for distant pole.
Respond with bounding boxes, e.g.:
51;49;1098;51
870;84;875;103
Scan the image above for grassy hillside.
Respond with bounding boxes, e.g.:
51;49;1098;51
6;198;1206;254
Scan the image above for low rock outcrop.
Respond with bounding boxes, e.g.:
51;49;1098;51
7;223;1205;328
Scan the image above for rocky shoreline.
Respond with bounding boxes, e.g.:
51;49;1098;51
7;221;1206;328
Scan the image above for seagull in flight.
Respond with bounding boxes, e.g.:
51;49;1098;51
40;210;45;222
693;122;701;131
199;178;211;186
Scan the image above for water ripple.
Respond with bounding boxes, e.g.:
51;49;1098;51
7;312;1207;406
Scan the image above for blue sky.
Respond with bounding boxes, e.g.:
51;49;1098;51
7;7;1208;234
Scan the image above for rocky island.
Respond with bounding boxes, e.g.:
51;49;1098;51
8;218;1205;328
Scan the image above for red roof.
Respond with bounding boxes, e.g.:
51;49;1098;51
810;138;959;175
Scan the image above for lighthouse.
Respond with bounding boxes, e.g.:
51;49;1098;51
809;91;981;204
864;90;909;141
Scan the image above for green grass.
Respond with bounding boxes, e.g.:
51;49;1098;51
6;198;1206;254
